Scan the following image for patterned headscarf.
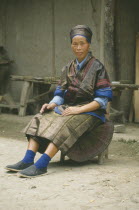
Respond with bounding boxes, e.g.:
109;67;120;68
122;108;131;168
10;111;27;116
70;25;93;43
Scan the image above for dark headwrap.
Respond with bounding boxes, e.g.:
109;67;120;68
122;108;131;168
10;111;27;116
70;25;93;43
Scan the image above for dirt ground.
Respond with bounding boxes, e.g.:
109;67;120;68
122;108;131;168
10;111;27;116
0;114;139;210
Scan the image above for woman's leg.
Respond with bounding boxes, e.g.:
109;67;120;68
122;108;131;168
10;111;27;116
34;142;58;169
5;138;39;172
27;138;39;153
44;142;58;158
21;138;39;163
19;142;59;178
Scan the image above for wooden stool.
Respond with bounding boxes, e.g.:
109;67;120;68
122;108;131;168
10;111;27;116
60;121;114;165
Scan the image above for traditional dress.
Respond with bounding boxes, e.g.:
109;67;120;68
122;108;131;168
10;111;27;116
6;25;113;178
23;52;112;155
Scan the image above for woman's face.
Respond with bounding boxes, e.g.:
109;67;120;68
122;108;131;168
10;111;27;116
71;35;90;62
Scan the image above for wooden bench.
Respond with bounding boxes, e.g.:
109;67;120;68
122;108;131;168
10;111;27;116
1;76;139;118
0;75;60;116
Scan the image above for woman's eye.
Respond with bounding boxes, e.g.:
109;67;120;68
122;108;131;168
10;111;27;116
72;43;85;47
81;41;86;45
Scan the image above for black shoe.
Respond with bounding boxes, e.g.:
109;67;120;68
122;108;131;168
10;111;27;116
5;161;34;172
18;165;47;178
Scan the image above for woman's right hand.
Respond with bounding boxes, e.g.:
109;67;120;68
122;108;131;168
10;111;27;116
40;103;57;114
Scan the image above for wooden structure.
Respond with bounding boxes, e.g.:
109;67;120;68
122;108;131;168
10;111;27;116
134;33;139;122
112;83;139;122
0;75;60;116
0;75;139;117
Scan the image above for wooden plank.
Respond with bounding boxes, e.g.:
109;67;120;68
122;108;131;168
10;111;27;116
0;104;19;108
112;84;139;89
10;75;60;84
134;33;139;122
10;75;33;80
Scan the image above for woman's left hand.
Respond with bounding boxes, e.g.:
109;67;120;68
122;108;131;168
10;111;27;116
62;106;81;116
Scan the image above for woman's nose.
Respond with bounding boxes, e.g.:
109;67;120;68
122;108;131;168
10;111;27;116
77;44;81;49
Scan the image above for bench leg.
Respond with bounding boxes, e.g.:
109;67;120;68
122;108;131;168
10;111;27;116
98;152;105;165
19;81;32;116
98;147;109;165
60;152;65;163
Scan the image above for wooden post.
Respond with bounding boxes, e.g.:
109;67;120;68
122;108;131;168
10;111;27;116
51;0;56;76
100;0;105;64
104;0;116;81
19;81;32;116
134;33;139;122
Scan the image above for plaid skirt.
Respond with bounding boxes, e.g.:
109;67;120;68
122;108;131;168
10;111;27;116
23;111;102;154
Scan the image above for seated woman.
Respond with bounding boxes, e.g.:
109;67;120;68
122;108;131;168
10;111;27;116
5;25;112;178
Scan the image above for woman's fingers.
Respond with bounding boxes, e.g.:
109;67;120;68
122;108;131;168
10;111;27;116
62;108;70;116
62;107;81;116
40;103;48;114
40;105;81;115
40;103;56;114
47;103;57;110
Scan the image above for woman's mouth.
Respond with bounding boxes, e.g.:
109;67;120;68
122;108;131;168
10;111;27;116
76;52;83;55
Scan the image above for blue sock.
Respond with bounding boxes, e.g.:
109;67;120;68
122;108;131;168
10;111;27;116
22;150;36;163
35;153;51;169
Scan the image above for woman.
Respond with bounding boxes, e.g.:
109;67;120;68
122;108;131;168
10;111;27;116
6;25;112;178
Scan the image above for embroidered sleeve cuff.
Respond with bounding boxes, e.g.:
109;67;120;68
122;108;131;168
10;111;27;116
49;96;64;106
94;87;112;101
94;97;108;109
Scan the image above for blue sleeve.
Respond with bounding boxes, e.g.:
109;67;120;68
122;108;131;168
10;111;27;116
54;86;65;97
94;87;112;101
49;96;64;105
94;97;108;109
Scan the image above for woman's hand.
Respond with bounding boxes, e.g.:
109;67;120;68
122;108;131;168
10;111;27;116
40;103;57;114
62;106;81;116
62;101;100;116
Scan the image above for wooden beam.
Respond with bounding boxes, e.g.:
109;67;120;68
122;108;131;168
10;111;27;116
134;33;139;122
104;0;116;81
112;84;139;89
52;0;56;76
10;75;60;84
100;0;105;63
0;104;19;109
